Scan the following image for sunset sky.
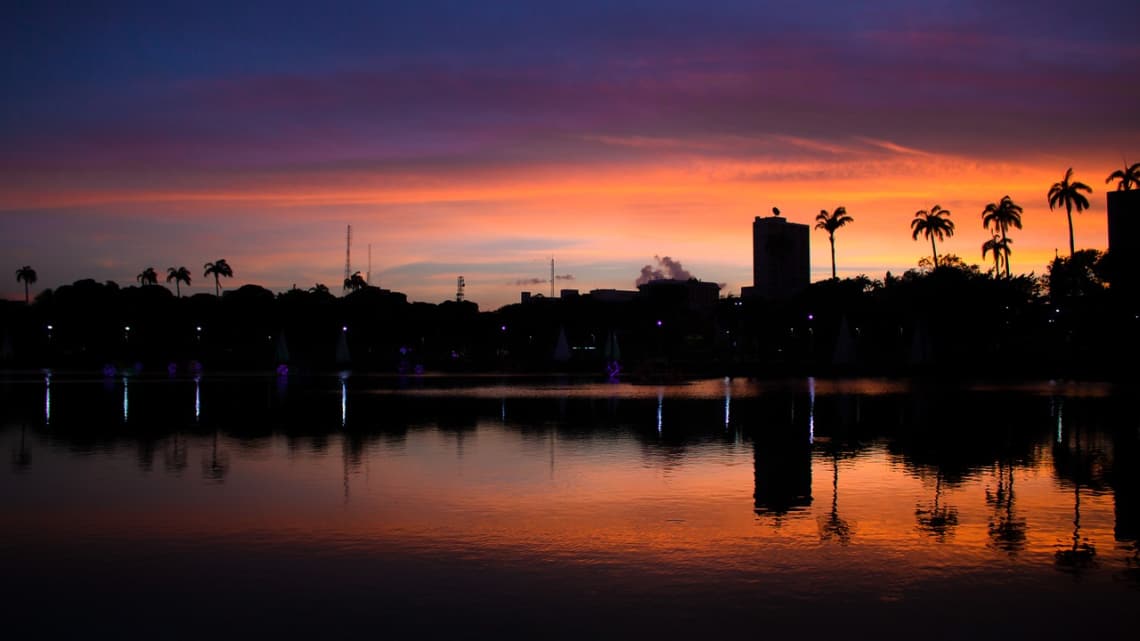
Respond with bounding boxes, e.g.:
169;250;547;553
3;0;1138;309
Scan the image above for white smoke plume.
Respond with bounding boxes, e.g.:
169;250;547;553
636;255;695;286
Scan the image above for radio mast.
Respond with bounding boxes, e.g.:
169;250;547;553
344;225;352;282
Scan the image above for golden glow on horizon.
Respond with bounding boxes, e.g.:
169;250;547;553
1;144;1120;305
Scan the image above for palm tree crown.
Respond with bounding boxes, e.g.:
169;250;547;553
981;195;1023;277
203;259;234;297
343;271;367;292
1105;161;1140;191
1047;168;1092;257
815;206;855;279
15;265;37;304
911;205;955;268
137;267;158;286
166;266;192;297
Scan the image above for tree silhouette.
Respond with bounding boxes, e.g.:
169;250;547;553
911;205;955;268
203;259;234;297
15;265;36;304
814;206;855;280
137;267;158;286
981;195;1023;277
166;266;192;297
1047;168;1092;258
982;234;1012;278
343;271;367;293
1105;161;1140;191
309;283;330;295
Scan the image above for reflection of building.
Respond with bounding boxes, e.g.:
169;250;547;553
747;214;810;300
1107;190;1140;292
753;396;813;516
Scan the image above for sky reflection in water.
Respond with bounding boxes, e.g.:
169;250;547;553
1;375;1137;638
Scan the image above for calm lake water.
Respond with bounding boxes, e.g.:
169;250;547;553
1;374;1137;638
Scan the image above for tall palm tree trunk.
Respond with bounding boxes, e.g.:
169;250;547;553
175;281;181;297
829;235;837;279
214;274;220;297
1001;230;1010;278
1066;204;1075;257
24;281;29;304
930;238;939;268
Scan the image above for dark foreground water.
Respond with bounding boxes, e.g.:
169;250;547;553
2;374;1137;639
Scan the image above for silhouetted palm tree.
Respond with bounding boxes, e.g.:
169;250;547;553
910;205;955;267
137;267;158;286
1047;168;1092;257
1105;161;1140;191
981;195;1023;277
166;266;191;297
203;259;233;297
343;271;367;292
309;283;330;295
15;265;36;304
814;206;855;279
982;234;1012;278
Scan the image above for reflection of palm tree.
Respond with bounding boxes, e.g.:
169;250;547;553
1047;168;1092;258
137;267;158;286
981;235;1012;278
1105;161;1140;191
15;265;37;304
981;195;1023;277
203;259;234;297
814;206;855;280
916;471;959;541
818;451;853;544
1055;426;1096;571
11;424;31;470
201;430;229;482
986;461;1027;553
911;205;954;268
166;266;192;297
164;432;188;474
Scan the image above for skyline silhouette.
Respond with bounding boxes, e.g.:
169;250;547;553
3;2;1138;308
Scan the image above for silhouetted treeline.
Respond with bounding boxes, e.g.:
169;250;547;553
1;254;1137;377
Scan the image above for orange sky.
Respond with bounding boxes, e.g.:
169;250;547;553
3;1;1137;308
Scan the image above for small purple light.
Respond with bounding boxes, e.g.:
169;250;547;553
656;320;663;327
808;314;814;321
501;325;507;332
342;325;348;332
276;364;289;376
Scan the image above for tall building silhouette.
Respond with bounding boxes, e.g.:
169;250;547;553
749;214;810;300
1107;190;1140;292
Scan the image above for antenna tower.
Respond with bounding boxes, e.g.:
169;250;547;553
550;258;555;298
456;276;465;302
344;225;352;281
